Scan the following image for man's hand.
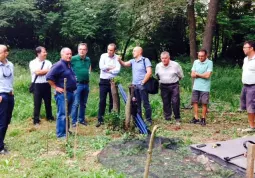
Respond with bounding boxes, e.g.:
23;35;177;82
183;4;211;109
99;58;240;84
55;87;64;93
117;56;122;62
0;96;2;103
191;72;197;78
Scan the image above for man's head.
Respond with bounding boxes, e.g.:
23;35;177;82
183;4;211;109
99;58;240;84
198;49;207;62
160;51;170;66
107;43;116;57
243;41;255;56
36;46;47;60
78;43;88;58
60;47;72;62
0;45;8;62
133;46;143;59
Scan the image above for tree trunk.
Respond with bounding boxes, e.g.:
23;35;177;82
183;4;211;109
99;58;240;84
187;0;197;63
202;0;220;57
122;36;132;61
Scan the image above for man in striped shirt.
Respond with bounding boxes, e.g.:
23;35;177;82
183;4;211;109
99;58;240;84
29;46;54;125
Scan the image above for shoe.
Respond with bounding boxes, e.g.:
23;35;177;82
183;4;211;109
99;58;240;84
96;121;104;127
176;120;181;126
34;123;40;128
190;117;200;124
241;128;255;133
0;148;9;155
72;123;76;128
200;118;206;126
146;120;152;127
165;118;171;121
79;121;87;126
68;130;73;135
47;117;55;122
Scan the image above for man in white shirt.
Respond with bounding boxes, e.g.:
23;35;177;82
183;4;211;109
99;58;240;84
29;46;54;125
240;41;255;133
155;51;184;124
96;43;121;127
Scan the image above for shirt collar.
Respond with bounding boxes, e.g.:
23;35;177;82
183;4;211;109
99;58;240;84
0;59;9;66
247;54;255;61
108;54;116;59
135;56;143;62
160;61;171;68
198;58;209;64
61;59;70;65
79;55;87;60
36;57;45;62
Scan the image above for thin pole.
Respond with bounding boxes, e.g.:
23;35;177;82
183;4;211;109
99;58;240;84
144;125;159;178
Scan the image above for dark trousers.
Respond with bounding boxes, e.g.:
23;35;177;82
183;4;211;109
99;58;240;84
33;83;53;124
98;79;113;122
134;84;152;122
160;83;180;120
0;93;14;150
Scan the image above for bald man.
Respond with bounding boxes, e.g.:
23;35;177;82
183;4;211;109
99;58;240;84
0;45;14;154
46;48;77;138
118;46;153;125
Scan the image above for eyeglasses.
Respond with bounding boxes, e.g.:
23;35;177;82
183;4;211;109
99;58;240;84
1;66;12;78
243;46;251;49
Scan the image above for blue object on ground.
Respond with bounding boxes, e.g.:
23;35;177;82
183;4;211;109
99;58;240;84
118;84;149;134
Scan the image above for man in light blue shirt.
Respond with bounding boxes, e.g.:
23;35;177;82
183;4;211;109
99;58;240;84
190;49;213;126
118;46;153;125
0;45;14;154
96;43;121;127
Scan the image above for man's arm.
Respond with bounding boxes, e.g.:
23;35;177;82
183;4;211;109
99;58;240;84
35;69;50;76
142;67;152;84
195;72;212;79
110;58;121;74
48;80;64;93
177;64;184;79
117;56;131;67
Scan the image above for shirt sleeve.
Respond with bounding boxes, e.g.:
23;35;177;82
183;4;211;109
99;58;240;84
29;60;36;74
111;57;121;74
155;64;159;75
207;61;213;72
46;64;60;82
191;60;196;71
145;58;152;68
177;63;184;79
48;61;53;69
99;54;108;71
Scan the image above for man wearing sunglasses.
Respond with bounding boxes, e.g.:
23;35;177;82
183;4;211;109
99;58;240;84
0;45;14;154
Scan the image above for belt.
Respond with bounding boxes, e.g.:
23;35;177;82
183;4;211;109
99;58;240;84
160;82;179;86
77;81;89;84
244;84;255;87
100;78;112;82
0;92;12;95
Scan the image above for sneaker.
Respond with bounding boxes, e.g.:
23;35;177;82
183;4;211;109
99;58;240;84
0;148;9;155
72;123;76;128
176;120;181;126
79;121;87;126
190;117;200;124
200;118;206;126
241;128;255;133
96;121;104;127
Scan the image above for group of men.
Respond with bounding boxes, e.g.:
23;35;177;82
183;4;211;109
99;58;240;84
0;40;254;154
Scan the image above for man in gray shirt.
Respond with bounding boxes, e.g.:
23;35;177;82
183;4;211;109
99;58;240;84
155;51;184;124
0;45;14;154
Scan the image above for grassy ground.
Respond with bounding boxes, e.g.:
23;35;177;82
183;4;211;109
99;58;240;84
0;60;250;178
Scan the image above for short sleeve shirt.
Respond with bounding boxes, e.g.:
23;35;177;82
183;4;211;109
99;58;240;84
242;55;255;85
129;57;152;85
191;59;213;92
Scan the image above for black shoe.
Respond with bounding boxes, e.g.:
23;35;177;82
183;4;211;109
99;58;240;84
47;117;55;122
190;117;200;124
146;120;152;127
96;121;104;127
200;118;206;126
79;121;87;126
0;148;9;155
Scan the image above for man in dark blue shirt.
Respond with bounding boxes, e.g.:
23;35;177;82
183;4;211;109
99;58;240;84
46;47;76;138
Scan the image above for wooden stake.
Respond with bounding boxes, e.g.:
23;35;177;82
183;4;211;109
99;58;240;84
246;144;255;178
74;121;78;159
64;78;68;143
144;125;159;178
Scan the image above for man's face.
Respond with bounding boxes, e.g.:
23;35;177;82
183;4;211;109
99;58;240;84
0;48;8;62
198;51;207;62
78;45;88;57
161;54;170;66
243;43;253;56
132;48;139;58
38;48;47;60
107;45;115;57
62;49;72;62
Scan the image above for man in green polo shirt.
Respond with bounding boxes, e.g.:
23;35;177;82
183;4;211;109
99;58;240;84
71;43;91;127
190;49;213;126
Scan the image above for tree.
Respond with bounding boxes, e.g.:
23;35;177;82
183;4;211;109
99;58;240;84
187;0;197;63
202;0;220;57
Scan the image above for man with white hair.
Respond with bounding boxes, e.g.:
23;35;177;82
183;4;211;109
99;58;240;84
118;46;153;125
46;47;76;138
0;44;14;154
155;51;184;124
